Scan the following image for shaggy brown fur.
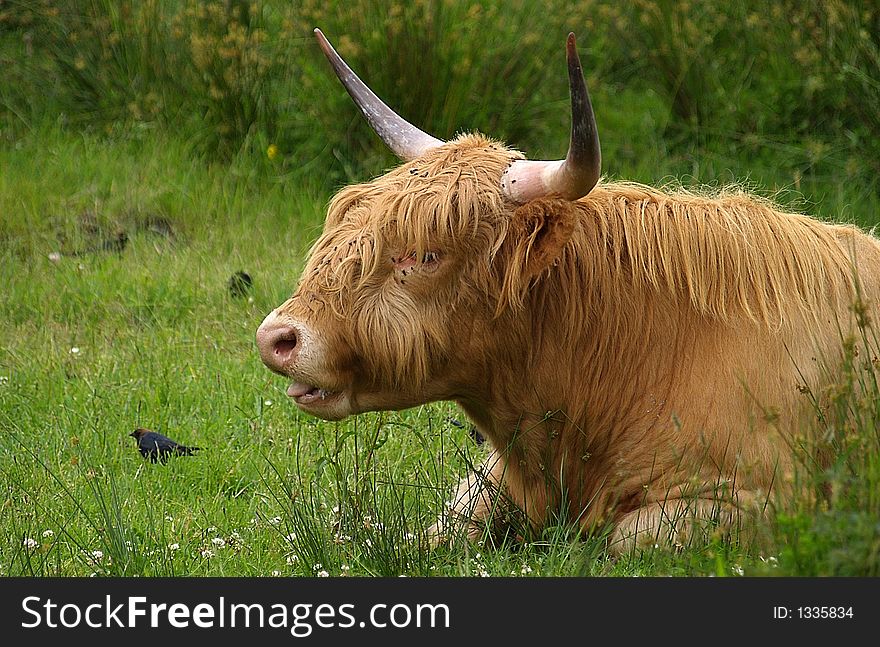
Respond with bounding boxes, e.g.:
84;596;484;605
270;133;880;551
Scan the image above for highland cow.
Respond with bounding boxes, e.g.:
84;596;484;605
257;30;880;551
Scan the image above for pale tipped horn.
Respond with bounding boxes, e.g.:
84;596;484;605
314;28;443;161
501;33;601;203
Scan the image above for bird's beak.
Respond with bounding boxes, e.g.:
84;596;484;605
129;431;137;438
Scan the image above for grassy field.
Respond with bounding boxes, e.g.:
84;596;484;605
1;1;879;577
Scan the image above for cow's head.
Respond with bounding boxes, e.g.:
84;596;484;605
256;30;600;420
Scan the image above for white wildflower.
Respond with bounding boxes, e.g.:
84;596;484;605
271;570;281;577
48;252;62;263
520;564;532;575
23;537;38;549
317;570;330;578
69;347;80;355
268;516;282;526
91;550;104;560
211;537;226;548
200;549;214;559
41;529;54;538
285;532;297;542
286;555;299;565
168;543;180;551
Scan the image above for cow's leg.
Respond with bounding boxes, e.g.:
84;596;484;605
427;450;509;545
608;491;766;555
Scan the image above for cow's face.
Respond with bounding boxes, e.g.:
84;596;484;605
257;135;559;420
257;138;498;419
257;30;597;419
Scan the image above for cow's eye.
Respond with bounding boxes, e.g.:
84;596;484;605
391;250;442;285
392;251;441;270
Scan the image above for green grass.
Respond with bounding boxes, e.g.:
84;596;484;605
1;120;877;577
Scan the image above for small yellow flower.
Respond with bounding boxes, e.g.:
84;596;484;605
266;144;279;160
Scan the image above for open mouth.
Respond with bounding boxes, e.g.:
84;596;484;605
287;382;341;406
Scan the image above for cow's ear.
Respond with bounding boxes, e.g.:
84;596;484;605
497;197;577;312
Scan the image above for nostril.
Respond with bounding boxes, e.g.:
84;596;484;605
256;314;300;373
274;337;297;357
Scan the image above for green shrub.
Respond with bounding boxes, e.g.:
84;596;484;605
604;1;879;171
17;1;176;124
1;1;877;186
169;0;294;155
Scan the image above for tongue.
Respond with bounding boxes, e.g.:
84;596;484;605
287;383;315;398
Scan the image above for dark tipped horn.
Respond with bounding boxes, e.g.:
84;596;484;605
501;33;601;203
314;28;443;160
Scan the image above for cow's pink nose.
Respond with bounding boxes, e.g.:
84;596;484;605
256;313;299;374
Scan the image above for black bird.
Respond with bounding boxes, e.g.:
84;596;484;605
98;230;129;255
129;428;201;464
227;271;253;298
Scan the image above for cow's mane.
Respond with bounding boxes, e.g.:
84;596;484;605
317;133;862;332
561;182;862;330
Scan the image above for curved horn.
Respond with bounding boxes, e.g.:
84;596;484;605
501;33;601;203
314;28;443;160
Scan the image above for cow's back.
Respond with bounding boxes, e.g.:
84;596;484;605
562;186;880;510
